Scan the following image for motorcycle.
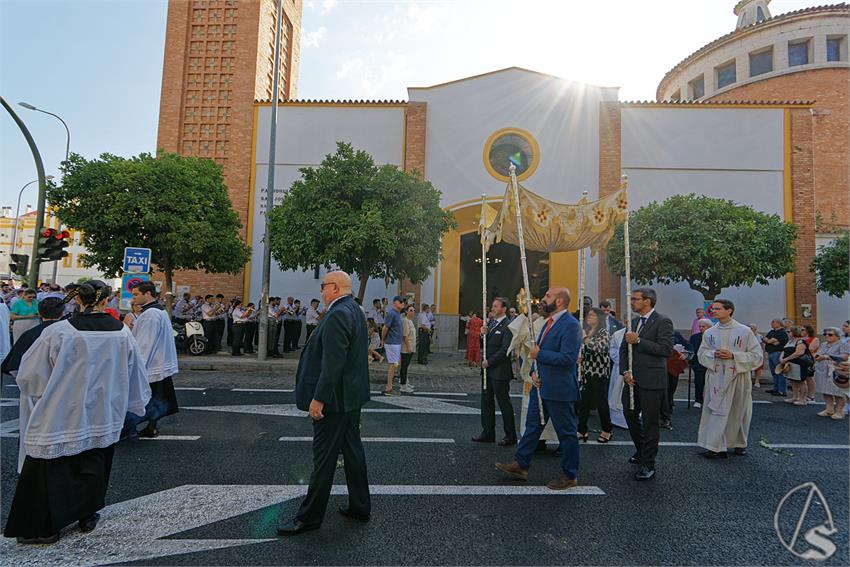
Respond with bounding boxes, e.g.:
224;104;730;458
173;320;207;356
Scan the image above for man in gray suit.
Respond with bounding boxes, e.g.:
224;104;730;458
278;271;371;535
619;287;673;481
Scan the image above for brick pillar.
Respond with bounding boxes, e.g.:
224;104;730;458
790;108;817;326
400;102;428;304
597;101;623;308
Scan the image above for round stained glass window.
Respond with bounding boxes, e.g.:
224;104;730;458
483;128;540;182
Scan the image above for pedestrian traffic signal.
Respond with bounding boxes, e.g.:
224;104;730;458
9;253;29;278
37;228;71;262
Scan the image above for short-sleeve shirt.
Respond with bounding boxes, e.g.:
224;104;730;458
11;300;38;318
766;329;788;353
383;307;403;345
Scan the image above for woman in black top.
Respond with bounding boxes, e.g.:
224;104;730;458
577;308;612;443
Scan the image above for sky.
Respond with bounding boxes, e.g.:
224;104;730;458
1;0;817;211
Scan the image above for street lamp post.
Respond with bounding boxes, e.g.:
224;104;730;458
11;176;54;256
19;102;71;284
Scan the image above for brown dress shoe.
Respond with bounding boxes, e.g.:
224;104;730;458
495;461;528;481
546;472;577;490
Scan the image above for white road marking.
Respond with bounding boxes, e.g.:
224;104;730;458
413;391;468;397
547;440;850;450
139;435;201;441
0;483;604;566
278;436;454;443
231;388;293;393
673;398;771;404
186;396;480;417
0;418;20;438
3;384;19;388
0;398;18;407
175;387;207;391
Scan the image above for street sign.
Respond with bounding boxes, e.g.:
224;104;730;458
123;247;152;273
120;273;151;311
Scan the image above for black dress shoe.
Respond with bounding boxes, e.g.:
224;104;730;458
633;466;656;481
277;520;321;536
338;507;370;522
659;421;673;431
732;448;747;456
498;436;518;447
628;454;642;465
471;434;495;443
79;513;100;533
534;440;548;453
138;427;159;438
701;450;728;459
16;533;60;545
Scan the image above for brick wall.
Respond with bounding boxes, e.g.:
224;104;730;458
708;68;849;233
790;108;818;326
596;101;622;307
399;102;427;306
156;0;301;298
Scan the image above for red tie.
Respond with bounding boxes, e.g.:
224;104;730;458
540;317;554;342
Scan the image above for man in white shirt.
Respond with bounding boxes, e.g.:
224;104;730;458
306;298;322;343
368;299;384;326
417;304;432;365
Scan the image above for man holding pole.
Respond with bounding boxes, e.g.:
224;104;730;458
620;287;673;481
496;287;582;490
472;297;516;446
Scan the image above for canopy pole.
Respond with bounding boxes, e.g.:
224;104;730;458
480;194;488;392
621;174;635;410
509;165;545;425
577;191;588;386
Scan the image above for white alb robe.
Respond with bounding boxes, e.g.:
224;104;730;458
697;320;763;452
16;320;151;471
606;327;628;429
133;304;179;383
0;302;10;364
508;314;557;440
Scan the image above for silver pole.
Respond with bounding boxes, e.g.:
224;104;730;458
621;174;635;410
480;194;488;391
257;0;284;361
509;165;545;425
577;192;588;385
11;180;39;256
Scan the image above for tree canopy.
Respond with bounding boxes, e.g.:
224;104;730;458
811;231;849;298
267;142;456;300
52;152;250;299
605;194;796;300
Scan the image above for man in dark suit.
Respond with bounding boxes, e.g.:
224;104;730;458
620;287;674;481
496;287;583;490
472;297;516;446
277;271;371;535
600;300;624;334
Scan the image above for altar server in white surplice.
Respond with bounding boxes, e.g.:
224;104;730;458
122;280;179;439
697;299;763;459
607;326;628;429
3;280;150;545
0;300;10;366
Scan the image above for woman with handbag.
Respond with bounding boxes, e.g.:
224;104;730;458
779;326;814;406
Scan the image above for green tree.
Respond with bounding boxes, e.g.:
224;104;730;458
605;194;796;300
811;231;849;297
52;152;250;305
267;142;456;301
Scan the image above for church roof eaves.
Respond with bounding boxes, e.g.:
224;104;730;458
255;98;407;105
658;3;849;92
621;100;815;106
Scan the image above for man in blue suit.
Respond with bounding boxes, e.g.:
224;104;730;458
496;287;583;490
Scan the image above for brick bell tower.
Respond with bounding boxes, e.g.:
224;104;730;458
156;0;302;298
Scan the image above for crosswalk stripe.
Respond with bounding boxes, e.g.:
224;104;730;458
413;392;468;397
175;387;207;391
231;388;293;393
139;435;201;441
546;440;849;449
278;436;454;443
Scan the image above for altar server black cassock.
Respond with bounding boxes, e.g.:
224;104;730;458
278;271;371;536
3;281;150;544
122;281;179;439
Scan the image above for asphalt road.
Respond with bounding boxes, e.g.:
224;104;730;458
1;375;848;566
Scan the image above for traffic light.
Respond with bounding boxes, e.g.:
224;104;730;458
37;228;70;262
9;253;29;279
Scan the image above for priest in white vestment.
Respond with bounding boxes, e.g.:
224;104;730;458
0;301;10;367
697;299;763;459
3;280;150;544
508;312;557;445
122;280;180;439
607;326;628;429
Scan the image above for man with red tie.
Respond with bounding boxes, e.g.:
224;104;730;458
496;287;583;490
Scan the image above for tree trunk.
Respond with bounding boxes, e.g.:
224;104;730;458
164;265;174;317
357;272;368;303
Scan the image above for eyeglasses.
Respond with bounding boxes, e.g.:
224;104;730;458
319;282;338;290
824;332;836;336
629;297;644;302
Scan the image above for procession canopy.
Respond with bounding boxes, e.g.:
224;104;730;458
481;182;628;255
